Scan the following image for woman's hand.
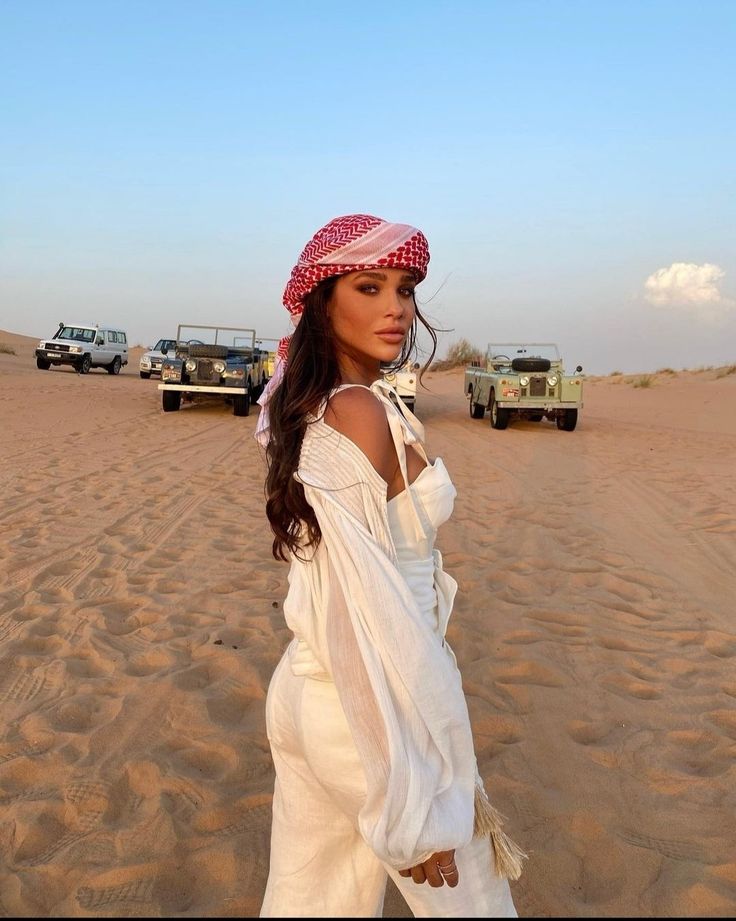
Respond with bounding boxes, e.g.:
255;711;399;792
398;849;458;887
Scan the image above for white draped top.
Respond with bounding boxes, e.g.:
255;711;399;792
282;381;478;871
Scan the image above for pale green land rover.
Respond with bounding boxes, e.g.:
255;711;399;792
464;342;584;431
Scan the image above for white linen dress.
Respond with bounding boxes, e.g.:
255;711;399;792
260;382;521;918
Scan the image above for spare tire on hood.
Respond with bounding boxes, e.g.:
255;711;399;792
511;357;551;372
188;344;230;359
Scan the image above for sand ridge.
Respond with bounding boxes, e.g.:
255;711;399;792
1;331;735;916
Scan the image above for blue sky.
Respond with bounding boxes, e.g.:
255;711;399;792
2;0;734;373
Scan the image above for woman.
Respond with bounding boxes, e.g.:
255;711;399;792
257;214;524;917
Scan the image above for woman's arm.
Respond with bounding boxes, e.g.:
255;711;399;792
323;386;427;499
323;386;399;492
297;394;478;871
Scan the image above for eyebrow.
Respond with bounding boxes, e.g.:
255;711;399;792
352;271;416;283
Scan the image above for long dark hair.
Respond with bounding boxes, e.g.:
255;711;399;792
265;275;438;561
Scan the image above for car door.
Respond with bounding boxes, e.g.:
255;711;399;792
117;331;128;364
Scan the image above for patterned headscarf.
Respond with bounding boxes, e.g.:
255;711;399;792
279;213;430;359
254;214;430;446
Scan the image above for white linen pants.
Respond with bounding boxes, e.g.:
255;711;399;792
260;654;518;918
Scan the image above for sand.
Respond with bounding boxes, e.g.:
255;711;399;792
1;329;735;917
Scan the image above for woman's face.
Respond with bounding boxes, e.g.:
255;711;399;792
328;267;417;377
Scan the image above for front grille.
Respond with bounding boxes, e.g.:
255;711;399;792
530;377;546;397
193;359;216;382
48;342;71;352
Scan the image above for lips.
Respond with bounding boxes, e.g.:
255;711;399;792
375;328;405;343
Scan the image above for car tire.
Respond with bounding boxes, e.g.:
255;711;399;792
490;390;510;430
107;356;121;375
140;371;151;379
557;409;578;431
469;391;486;419
77;355;92;374
252;373;267;402
36;357;51;370
162;390;182;412
233;392;250;416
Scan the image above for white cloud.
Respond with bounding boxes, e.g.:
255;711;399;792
644;262;734;320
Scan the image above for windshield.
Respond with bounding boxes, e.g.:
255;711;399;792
177;325;256;348
56;326;95;343
154;339;177;351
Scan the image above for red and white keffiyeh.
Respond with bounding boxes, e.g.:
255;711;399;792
280;213;430;359
255;214;430;446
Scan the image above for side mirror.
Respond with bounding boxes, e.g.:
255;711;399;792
96;337;104;346
161;347;168;355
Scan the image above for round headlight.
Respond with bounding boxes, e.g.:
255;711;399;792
213;360;226;374
547;375;558;387
519;375;529;387
185;359;196;372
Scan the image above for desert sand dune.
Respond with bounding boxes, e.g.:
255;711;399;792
1;330;735;917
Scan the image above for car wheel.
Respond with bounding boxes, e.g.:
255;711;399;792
252;373;267;402
233;392;250;416
107;356;121;375
490;390;509;430
36;357;51;370
78;355;92;374
557;409;578;431
140;371;151;379
469;387;485;419
162;390;182;412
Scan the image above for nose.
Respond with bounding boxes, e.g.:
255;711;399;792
384;290;406;317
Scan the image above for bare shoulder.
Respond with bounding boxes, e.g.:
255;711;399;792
323;387;396;482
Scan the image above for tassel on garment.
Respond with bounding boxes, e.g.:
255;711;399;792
473;784;527;880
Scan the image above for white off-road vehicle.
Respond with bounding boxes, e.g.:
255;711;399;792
383;360;421;414
35;322;129;375
139;338;178;378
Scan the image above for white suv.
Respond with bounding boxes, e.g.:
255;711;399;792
139;338;178;378
35;323;129;375
383;360;420;414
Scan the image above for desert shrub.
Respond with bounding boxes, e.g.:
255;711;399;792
715;364;736;378
609;370;622;376
432;338;484;370
657;367;677;375
632;375;654;388
0;342;15;355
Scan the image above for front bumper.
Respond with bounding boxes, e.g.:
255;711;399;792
36;347;81;365
496;400;583;410
158;383;246;395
